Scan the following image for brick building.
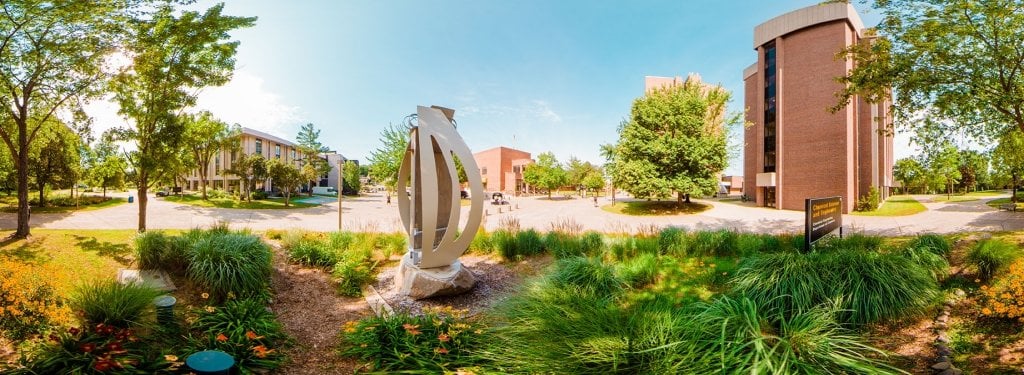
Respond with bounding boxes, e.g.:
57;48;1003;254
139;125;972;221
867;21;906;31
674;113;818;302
742;3;893;213
472;146;532;194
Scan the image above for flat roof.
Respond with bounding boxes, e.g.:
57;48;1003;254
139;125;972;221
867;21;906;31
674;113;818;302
242;127;297;148
753;2;865;49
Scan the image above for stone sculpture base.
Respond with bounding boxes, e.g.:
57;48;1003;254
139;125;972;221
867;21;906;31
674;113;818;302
394;252;475;300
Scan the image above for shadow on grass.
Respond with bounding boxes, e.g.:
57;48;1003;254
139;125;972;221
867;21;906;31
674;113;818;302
73;235;132;265
602;201;712;216
0;235;45;263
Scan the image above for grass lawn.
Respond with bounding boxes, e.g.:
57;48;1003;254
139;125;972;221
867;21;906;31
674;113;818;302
931;190;1006;203
0;229;137;295
985;197;1024;210
852;195;926;216
0;195;127;214
162;194;316;209
601;200;711;215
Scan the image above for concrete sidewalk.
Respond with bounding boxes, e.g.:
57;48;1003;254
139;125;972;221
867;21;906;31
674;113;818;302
2;191;1022;236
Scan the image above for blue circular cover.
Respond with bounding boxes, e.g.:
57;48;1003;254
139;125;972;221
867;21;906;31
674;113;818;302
186;350;235;373
153;295;177;308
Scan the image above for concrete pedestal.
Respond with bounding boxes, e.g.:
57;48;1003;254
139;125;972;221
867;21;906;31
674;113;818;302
394;252;475;300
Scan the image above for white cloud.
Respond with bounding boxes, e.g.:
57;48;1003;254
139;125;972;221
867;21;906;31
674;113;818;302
530;100;562;123
195;70;304;139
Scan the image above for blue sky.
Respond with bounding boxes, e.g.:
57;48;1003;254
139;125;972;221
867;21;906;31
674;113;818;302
93;0;907;175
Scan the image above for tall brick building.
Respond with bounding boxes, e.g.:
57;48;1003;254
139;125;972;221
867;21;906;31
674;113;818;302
743;3;893;214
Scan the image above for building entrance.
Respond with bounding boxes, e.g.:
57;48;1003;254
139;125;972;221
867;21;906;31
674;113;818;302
764;187;776;208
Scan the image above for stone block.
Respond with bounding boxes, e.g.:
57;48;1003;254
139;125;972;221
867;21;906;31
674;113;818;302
394;252;475;300
117;269;176;292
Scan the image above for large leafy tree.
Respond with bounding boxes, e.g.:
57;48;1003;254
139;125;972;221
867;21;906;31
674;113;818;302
566;157;601;192
993;129;1024;202
182;111;238;200
599;143;618;201
367;123;409;192
927;142;962;199
266;158;302;207
296;122;330;195
225;153;265;202
522;152;567;199
957;150;990;193
109;3;255;231
838;0;1024;142
0;0;138;238
28;120;80;207
342;160;361;195
893;157;926;194
612;77;737;203
88;139;127;198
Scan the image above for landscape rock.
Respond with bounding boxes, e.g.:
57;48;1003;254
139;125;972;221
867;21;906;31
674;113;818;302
931;361;951;370
938;368;962;375
394;252;476;300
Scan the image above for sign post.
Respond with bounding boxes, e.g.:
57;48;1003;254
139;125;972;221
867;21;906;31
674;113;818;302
805;196;842;251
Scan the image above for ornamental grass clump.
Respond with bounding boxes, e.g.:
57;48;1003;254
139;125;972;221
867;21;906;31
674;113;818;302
967;239;1021;281
658;227;689;256
72;280;162;327
615;253;659;288
609;236;660;261
689;229;738;257
134;231;173;270
906;233;952;257
186;232;272;301
731;249;941;325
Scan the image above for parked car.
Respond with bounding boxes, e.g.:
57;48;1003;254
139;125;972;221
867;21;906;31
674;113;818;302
155;189;170;197
460;190;469;199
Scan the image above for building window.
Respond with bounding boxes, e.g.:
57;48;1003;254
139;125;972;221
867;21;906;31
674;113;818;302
481;167;487;175
290;149;296;161
763;42;777;174
255;139;262;154
229;150;237;169
513;166;520;174
275;145;281;159
215;154;221;175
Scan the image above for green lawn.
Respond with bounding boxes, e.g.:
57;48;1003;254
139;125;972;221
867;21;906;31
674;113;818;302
985;198;1024;210
852;195;927;216
0;195;127;213
0;229;137;295
931;190;1006;202
161;194;316;209
601;200;711;215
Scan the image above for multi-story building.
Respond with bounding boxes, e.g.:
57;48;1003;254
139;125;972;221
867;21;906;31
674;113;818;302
472;146;532;194
185;127;304;193
742;2;894;213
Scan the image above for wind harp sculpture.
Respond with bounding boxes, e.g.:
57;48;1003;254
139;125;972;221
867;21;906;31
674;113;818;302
394;106;484;299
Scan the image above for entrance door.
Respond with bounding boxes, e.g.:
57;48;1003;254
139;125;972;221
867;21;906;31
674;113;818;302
764;187;776;208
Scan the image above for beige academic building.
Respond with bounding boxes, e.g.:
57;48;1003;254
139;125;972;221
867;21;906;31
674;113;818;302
742;3;894;214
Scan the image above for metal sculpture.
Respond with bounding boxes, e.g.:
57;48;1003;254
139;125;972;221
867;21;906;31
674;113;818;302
397;106;484;269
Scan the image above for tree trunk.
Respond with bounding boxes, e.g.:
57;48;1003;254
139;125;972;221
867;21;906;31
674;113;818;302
103;186;107;198
677;191;684;204
138;173;148;232
14;149;30;238
38;182;45;208
284;191;290;207
1013;174;1019;203
200;171;208;200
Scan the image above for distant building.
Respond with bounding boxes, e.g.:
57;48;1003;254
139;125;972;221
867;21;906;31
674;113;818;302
722;175;744;195
320;152;348;191
472;146;532;194
185;127;302;193
742;2;893;213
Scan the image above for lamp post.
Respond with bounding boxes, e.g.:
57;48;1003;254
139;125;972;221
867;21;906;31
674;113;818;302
344;156;348;229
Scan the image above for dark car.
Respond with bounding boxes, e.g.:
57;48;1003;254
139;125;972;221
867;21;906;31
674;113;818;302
155;189;170;197
460;190;469;199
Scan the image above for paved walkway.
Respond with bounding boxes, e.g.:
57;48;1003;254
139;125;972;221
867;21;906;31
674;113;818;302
2;191;1023;236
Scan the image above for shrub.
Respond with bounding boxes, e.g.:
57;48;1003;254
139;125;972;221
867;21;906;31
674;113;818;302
731;250;940;325
286;239;338;267
979;258;1024;321
898;245;949;281
967;239;1021;280
609;236;660;261
672;296;900;374
906;233;952;257
469;229;493;254
515;229;545;257
658;227;688;255
579;231;605;255
854;186;881;212
135;231;173;270
339;309;487;372
0;260;72;340
72;280;162;327
615;253;659;288
333;255;377;297
186;232;272;300
251;190;268;200
376;233;406;259
14;324;171;373
187;298;288;373
817;233;884;253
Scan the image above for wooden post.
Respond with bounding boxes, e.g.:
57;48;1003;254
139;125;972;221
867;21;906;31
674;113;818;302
338;159;343;231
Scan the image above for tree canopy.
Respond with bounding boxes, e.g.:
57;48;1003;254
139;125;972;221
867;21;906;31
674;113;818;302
839;0;1024;143
367;123;410;192
612;77;737;203
267;158;302;207
522;152;567;199
182;111;239;200
109;3;255;231
993;128;1024;201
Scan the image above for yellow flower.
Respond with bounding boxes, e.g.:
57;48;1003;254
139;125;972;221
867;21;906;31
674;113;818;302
201;293;210;299
164;355;178;362
205;306;216;313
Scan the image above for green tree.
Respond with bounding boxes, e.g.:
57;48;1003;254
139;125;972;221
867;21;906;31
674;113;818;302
566;157;601;195
612;77;737;203
342;161;361;195
599;143;618;201
582;170;605;196
893;157;926;194
367;123;409;192
226;153;265;202
182;111;238;200
296;123;330;195
28;121;80;207
0;0;137;238
88;140;127;198
266;158;302;207
993;129;1024;202
522;152;567;199
837;0;1024;142
109;3;255;231
958;150;990;193
928;142;962;199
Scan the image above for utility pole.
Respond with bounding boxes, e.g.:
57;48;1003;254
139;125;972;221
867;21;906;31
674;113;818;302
337;158;343;231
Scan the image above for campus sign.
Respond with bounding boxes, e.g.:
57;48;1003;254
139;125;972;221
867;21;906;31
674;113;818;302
805;196;842;249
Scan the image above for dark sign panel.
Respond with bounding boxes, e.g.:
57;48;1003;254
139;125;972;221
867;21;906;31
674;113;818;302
805;196;842;249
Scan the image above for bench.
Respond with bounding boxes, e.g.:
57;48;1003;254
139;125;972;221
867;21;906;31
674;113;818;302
999;203;1017;212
